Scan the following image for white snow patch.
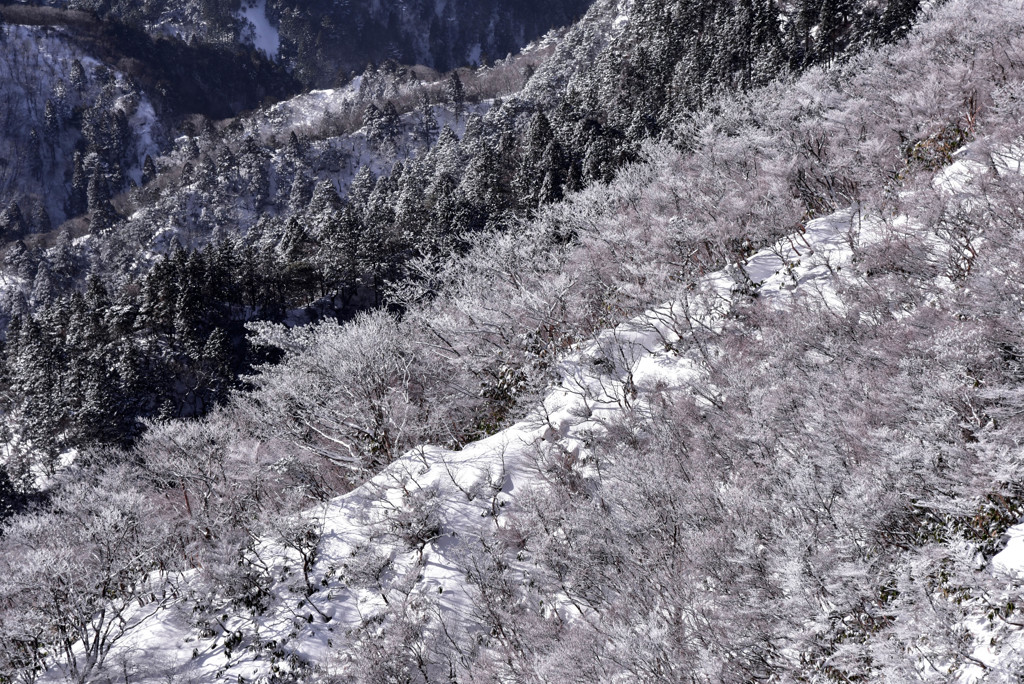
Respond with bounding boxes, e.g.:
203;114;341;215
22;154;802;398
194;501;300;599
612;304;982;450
238;0;280;60
994;525;1024;576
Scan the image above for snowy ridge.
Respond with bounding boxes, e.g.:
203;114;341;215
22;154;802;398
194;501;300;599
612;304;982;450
76;139;1024;681
95;202;881;682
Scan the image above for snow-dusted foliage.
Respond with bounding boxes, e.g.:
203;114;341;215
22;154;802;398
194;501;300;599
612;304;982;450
9;0;1024;681
51;0;591;87
0;24;159;230
0;0;919;471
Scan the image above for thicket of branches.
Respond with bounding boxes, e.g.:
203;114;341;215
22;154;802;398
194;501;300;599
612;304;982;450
329;3;1024;680
8;0;1023;680
0;0;923;476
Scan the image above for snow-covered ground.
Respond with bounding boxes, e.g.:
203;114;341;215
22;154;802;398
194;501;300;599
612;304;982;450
54;136;1024;681
238;0;280;60
88;190;887;682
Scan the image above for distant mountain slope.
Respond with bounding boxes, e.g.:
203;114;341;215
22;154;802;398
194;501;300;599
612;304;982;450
0;10;299;249
33;0;594;87
0;5;298;118
0;23;158;233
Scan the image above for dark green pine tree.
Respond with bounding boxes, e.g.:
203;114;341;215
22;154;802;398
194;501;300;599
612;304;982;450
817;0;853;65
28;200;50;235
359;176;400;304
141;155;157;185
185;136;201;160
70;58;87;92
3;241;36;281
289;169;315;215
413;94;439;145
320;205;363;305
750;0;785;84
515;111;559;209
30;263;58;307
0;462;25;524
459;141;512;222
877;0;921;41
62;284;120;445
445;71;466;120
87;163;111;212
790;0;820;69
66;151;89;218
428;125;464;190
365;101;401;153
349;166;377;214
199;327;233;409
393;161;431;248
239;136;270;209
173;254;208;356
279;216;318;299
307;179;344;226
581;127;616;184
427;175;475;255
0;201;26;239
285;130;305;164
8;315;64;469
88;198;119;234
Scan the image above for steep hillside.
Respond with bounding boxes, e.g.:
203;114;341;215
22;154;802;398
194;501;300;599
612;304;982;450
0;6;299;257
27;0;593;87
4;0;1024;681
77;188;902;683
0;0;920;470
0;23;160;232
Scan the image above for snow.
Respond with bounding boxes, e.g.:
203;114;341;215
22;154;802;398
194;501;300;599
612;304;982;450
129;98;159;160
238;0;280;60
261;81;362;133
123;93;160;183
934;143;1024;195
994;527;1024;576
610;0;636;33
961;529;1024;682
66;138;1018;682
972;509;1024;679
91;194;884;681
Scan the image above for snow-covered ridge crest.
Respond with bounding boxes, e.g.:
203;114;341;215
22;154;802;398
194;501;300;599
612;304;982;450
64;129;1024;680
95;194;890;681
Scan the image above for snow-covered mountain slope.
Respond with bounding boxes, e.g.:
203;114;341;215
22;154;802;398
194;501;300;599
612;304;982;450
9;1;1024;680
0;24;161;227
90;193;897;681
63;0;593;88
75;120;1024;681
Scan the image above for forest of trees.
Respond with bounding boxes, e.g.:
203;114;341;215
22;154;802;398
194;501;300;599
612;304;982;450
0;0;927;475
18;0;593;87
8;0;1024;680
